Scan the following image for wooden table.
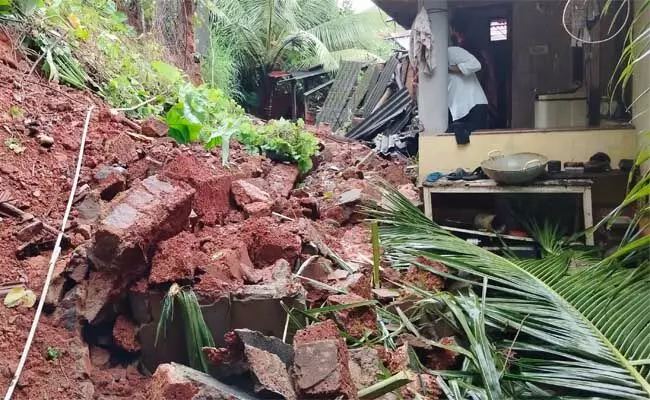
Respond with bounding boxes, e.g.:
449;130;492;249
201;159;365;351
422;179;594;245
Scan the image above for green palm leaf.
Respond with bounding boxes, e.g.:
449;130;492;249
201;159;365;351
372;185;650;399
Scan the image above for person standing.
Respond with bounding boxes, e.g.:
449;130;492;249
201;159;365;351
447;27;489;144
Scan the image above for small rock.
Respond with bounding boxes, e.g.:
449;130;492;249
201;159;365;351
32;190;41;198
89;346;111;369
75;193;101;222
0;164;17;175
341;168;363;180
93;165;127;182
141;116;168;137
78;382;95;399
113;315;141;353
338;189;363;205
243;202;271;218
372;288;401;301
231;179;271;206
37;133;55;148
267;164;299;198
74;224;92;240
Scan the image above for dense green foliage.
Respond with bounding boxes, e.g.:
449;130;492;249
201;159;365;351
165;84;319;172
2;0;322;171
238;118;319;173
201;0;393;107
165;84;252;166
1;0;185;118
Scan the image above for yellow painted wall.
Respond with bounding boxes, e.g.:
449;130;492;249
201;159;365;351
418;129;638;183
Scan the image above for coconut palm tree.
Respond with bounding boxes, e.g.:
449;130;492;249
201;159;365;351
199;0;391;108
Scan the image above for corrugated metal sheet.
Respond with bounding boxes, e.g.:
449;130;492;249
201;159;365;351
346;88;414;141
350;64;382;114
361;55;399;118
317;61;363;126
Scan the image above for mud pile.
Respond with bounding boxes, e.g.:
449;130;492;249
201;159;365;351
0;35;431;398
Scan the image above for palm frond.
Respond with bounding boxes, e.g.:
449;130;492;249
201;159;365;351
155;284;215;372
371;184;650;399
307;9;389;53
330;48;385;63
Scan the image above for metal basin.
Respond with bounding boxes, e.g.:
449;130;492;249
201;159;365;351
481;152;548;184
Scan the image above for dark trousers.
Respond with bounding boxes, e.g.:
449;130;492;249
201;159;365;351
447;104;489;144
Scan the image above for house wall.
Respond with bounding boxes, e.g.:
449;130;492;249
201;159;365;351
510;1;574;128
418;128;638;182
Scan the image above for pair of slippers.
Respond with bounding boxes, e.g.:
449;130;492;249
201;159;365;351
447;167;488;181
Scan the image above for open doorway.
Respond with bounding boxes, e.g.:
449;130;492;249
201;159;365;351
450;4;512;129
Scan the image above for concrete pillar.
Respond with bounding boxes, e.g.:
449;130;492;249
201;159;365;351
417;0;449;134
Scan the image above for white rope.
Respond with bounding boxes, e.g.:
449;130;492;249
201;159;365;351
562;0;631;45
4;105;95;400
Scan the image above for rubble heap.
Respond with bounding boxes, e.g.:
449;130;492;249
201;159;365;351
0;35;450;400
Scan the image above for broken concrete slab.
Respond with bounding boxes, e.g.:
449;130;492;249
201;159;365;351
150;363;258;400
231;261;305;338
140;292;231;374
372;288;401;302
139;293;190;374
348;347;383;390
88;175;194;279
244;345;296;400
204;328;295;385
293;339;357;399
233;329;293;367
293;320;357;399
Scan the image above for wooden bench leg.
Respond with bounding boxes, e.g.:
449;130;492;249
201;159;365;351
583;188;594;246
424;189;433;221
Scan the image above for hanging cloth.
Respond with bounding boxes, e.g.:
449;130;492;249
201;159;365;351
567;0;602;47
409;7;435;76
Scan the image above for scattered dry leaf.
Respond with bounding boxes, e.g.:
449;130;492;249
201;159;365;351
4;287;37;308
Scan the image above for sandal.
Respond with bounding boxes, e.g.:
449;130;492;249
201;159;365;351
447;168;467;181
462;167;488;181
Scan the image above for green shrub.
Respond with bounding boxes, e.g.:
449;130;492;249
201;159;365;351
237;118;319;173
164;84;319;173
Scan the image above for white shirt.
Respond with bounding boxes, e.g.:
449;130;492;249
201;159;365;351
448;46;488;121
